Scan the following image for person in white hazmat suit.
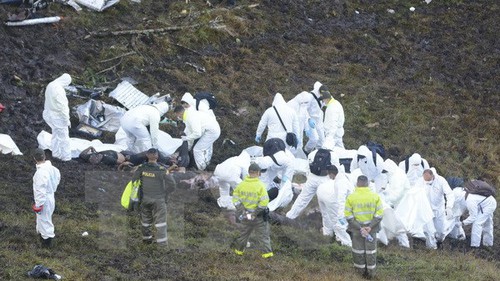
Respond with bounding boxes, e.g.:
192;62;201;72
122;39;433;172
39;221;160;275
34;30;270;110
379;159;412;247
316;165;354;246
303;81;328;153
351;145;386;192
255;93;300;152
42;73;72;161
318;86;345;149
398;153;430;187
453;181;497;248
120;102;170;153
254;148;296;212
286;91;313;158
211;150;251;210
173;105;220;170
31;148;60;248
286;147;341;219
420;168;455;249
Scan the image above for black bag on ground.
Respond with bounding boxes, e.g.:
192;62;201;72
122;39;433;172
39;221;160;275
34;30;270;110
194;92;217;110
464;179;496;198
263;138;286;157
310;149;332;176
176;141;190;168
27;264;61;280
286;132;298;148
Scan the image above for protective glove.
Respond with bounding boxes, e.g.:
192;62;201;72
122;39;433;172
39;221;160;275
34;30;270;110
181;135;188;141
255;135;261;144
159;118;169;124
281;176;288;183
305;128;313;138
338;217;347;225
308;118;316;129
32;204;43;214
445;208;453;220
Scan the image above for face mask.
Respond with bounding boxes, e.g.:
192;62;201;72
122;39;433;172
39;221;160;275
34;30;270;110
424;180;434;185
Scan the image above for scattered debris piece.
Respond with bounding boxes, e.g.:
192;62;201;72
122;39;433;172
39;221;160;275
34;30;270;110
5;16;61;26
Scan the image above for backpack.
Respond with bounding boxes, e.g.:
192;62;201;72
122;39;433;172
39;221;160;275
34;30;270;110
464;179;497;199
194;92;217;110
310;149;332;176
263;138;286;165
366;141;385;166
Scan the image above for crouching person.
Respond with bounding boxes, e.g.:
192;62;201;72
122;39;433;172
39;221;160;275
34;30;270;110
231;163;273;258
345;175;384;279
133;148;176;245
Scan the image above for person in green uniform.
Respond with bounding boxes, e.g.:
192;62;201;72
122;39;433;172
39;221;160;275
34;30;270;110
132;148;176;245
232;163;273;258
345;175;384;278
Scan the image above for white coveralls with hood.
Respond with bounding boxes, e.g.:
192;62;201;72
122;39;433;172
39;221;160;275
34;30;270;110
420;168;455;249
351;145;387;192
181;106;221;171
286;149;340;219
398;153;430;187
287;91;313;158
255;149;296;212
181;92;214;117
256;93;300;152
120;102;170;153
33;160;61;239
452;188;497;247
322;92;345;149
379;159;412;247
304;82;326;153
42;73;72;161
212;150;251;210
316;169;354;246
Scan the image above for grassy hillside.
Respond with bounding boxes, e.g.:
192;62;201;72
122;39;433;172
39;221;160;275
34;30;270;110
0;0;499;280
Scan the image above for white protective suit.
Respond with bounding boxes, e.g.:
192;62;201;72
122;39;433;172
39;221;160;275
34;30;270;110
42;73;72;161
316;172;353;246
448;187;467;240
381;159;411;208
420;168;455;248
304;82;326;152
33;160;60;239
182;107;221;170
323;97;345;149
256;93;300;151
287;91;312;158
255;149;296;211
212;150;251;209
378;159;412;247
120;102;169;153
398;153;430;187
286;149;340;219
462;193;497;247
352;145;387;192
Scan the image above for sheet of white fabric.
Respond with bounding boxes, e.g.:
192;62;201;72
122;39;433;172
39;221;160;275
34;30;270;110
394;186;435;238
38;130;183;159
0;134;23;155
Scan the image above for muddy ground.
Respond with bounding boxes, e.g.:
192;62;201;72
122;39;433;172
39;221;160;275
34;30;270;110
0;0;499;276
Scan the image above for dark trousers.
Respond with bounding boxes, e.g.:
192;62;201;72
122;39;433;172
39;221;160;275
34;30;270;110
351;231;378;277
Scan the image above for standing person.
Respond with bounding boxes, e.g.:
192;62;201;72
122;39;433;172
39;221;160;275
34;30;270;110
120;102;170;153
132;148;176;245
420;168;455;249
287;91;313;158
316;165;354;246
42;73;72;161
32;148;61;247
318;86;345;149
303;81;326;153
255;93;300;152
173;105;220;170
232;163;273;258
398;153;430;187
345;175;384;279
